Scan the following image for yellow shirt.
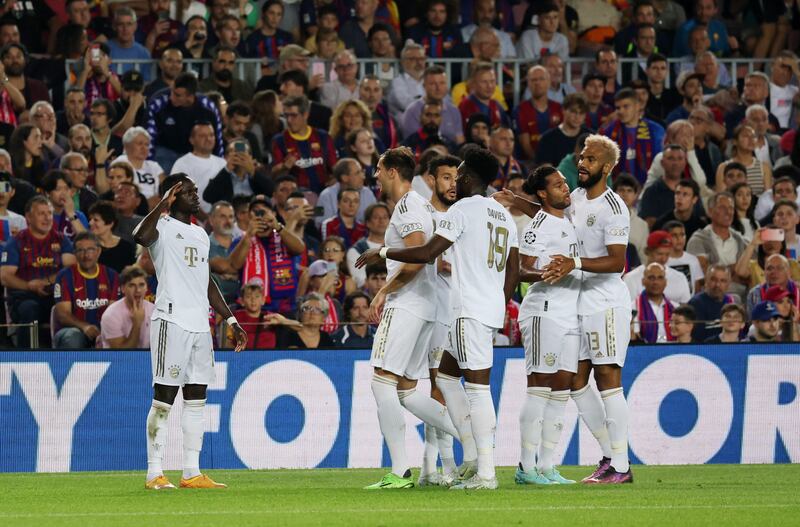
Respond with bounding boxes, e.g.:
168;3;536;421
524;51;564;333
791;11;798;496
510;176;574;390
450;82;508;111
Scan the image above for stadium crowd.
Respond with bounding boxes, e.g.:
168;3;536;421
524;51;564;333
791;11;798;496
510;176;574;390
0;0;798;350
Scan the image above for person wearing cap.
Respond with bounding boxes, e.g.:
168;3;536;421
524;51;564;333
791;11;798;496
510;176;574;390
762;284;800;341
643;53;681;123
665;71;704;125
639;144;689;228
297;256;346;331
332;291;375;348
230;277;301;349
111;70;148;135
106;7;153;82
633;262;676;343
624;230;692;304
582;74;614;132
746;253;799;315
746;301;782;343
704;303;746;343
256;44;320;97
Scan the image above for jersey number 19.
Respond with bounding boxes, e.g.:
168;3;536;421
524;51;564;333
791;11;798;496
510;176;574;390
486;222;509;272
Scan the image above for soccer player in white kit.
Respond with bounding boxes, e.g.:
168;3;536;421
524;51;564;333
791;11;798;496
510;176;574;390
361;147;460;490
133;174;247;490
515;165;581;486
359;145;520;490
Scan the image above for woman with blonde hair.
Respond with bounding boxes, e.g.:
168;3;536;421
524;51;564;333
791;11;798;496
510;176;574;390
329;99;385;158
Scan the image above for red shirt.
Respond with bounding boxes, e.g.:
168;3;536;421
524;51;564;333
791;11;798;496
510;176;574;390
233;309;278;349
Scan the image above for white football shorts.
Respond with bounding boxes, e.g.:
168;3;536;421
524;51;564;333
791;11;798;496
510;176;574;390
520;315;580;375
578;307;632;367
370;307;434;380
447;317;497;371
150;318;215;387
427;321;451;371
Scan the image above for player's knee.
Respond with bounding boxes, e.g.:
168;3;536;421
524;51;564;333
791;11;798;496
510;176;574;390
153;383;179;405
593;365;621;391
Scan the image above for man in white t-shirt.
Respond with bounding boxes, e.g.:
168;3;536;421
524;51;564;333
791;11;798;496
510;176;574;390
132;174;247;491
170;122;227;217
624;230;692;303
358;145;520;490
516;4;569;62
0;172;26;235
115;127;165;209
768;53;800;130
663;220;704;294
100;264;155;348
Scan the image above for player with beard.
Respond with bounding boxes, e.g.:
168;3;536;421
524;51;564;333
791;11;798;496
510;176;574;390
359;145;519;490
417;154;472;486
515;165;580;486
496;134;633;484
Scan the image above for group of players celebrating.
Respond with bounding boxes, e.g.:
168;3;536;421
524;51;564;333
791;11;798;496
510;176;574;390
136;134;631;491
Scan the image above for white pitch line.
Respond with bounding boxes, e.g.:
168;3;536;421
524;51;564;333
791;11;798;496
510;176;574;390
1;504;799;519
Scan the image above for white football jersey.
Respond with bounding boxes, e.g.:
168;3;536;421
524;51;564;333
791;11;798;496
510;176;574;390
433;210;453;325
384;191;437;321
518;210;581;323
567;188;632;315
435;195;518;329
148;215;211;332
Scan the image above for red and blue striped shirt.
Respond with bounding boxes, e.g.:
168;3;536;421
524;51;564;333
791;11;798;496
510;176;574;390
1;229;74;281
54;264;120;326
271;127;337;194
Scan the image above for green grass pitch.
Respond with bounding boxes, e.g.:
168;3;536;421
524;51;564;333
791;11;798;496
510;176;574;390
1;465;799;526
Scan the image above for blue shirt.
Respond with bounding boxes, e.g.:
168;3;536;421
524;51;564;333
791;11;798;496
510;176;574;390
673;19;730;58
105;40;153;81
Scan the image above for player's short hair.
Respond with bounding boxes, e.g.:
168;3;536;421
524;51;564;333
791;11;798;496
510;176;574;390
612;172;640;193
364;202;389;223
460;144;499;187
721;303;746;320
120;264;148;285
583;134;621;169
88;200;117;228
522;164;558;195
677;179;700;198
160;173;192;197
380;147;416;183
343;291;371;321
365;261;387;278
74;231;100;247
672;304;696;322
427;154;461;179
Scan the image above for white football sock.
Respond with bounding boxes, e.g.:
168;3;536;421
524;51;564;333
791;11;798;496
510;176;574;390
371;374;408;477
601;387;630;472
519;386;550;472
398;387;459;438
436;373;478;463
181;398;205;480
145;400;171;482
571;384;613;459
436;427;457;474
538;389;569;472
465;382;496;480
421;423;439;476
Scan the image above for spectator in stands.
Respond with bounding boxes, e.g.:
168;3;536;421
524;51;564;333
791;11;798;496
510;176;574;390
2;42;48;112
1;195;76;347
97;160;148;217
736;223;800;289
31;101;67;166
540;53;574;105
225;196;306;315
146;72;224;171
111;71;148;136
746;301;782;343
461;0;515;58
665;72;704;124
536;93;589;167
88;98;122;162
0;170;26;236
114;127;164;210
672;0;736;58
333;291;375;347
204;138;271;206
223;102;263;161
772;200;800;258
514;65;562;160
271;175;297;222
652;179;708;239
317;158;376;226
581;74;613;132
0;19;19;47
744;105;782;168
621;24;658;84
99;265;153;348
516;2;568;61
769;52;800;131
364;23;398;86
594;47;620;107
271;95;337;194
754;174;800;222
9;124;46;188
321;187;367;250
75;43;121;109
625;230;691;304
87;200;136;274
406;0;463;59
144;48;183;98
458;62;509;132
664;220;705;295
724;73;779;138
633;262;675;343
705;303;746;343
42;170;88;240
715;124;773;196
358;76;397;150
244;0;293;64
175;15;209;62
689;105;723;183
363;261;387;298
403;100;455;159
718;161;747;192
669;305;696;343
451;30;506;108
171;123;227;216
329;100;378;159
52;232;119;348
137;0;184;57
642;54;680;123
688;264;735;341
639;145;689;227
283;191;321;260
57;88;89;136
277;292;336;348
401;65;464;146
604;88;665;184
206;201;241;303
612;173;648;264
231;277;301;349
112;182;144;243
258;44;319;95
199;47;254;104
320;50;360;111
106;7;152;80
729;182;758;242
387;41;427;118
676;26;732;87
250;90;284;161
765;285;800;342
278;70;331;131
346;202;389;287
340;0;397;59
489;126;521;189
303;235;356;301
614;1;665;56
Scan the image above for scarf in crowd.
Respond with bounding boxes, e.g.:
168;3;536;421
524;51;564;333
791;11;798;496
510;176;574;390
637;291;674;343
242;232;295;305
0;90;17;126
321;294;339;334
85;76;118;107
607;119;655;183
